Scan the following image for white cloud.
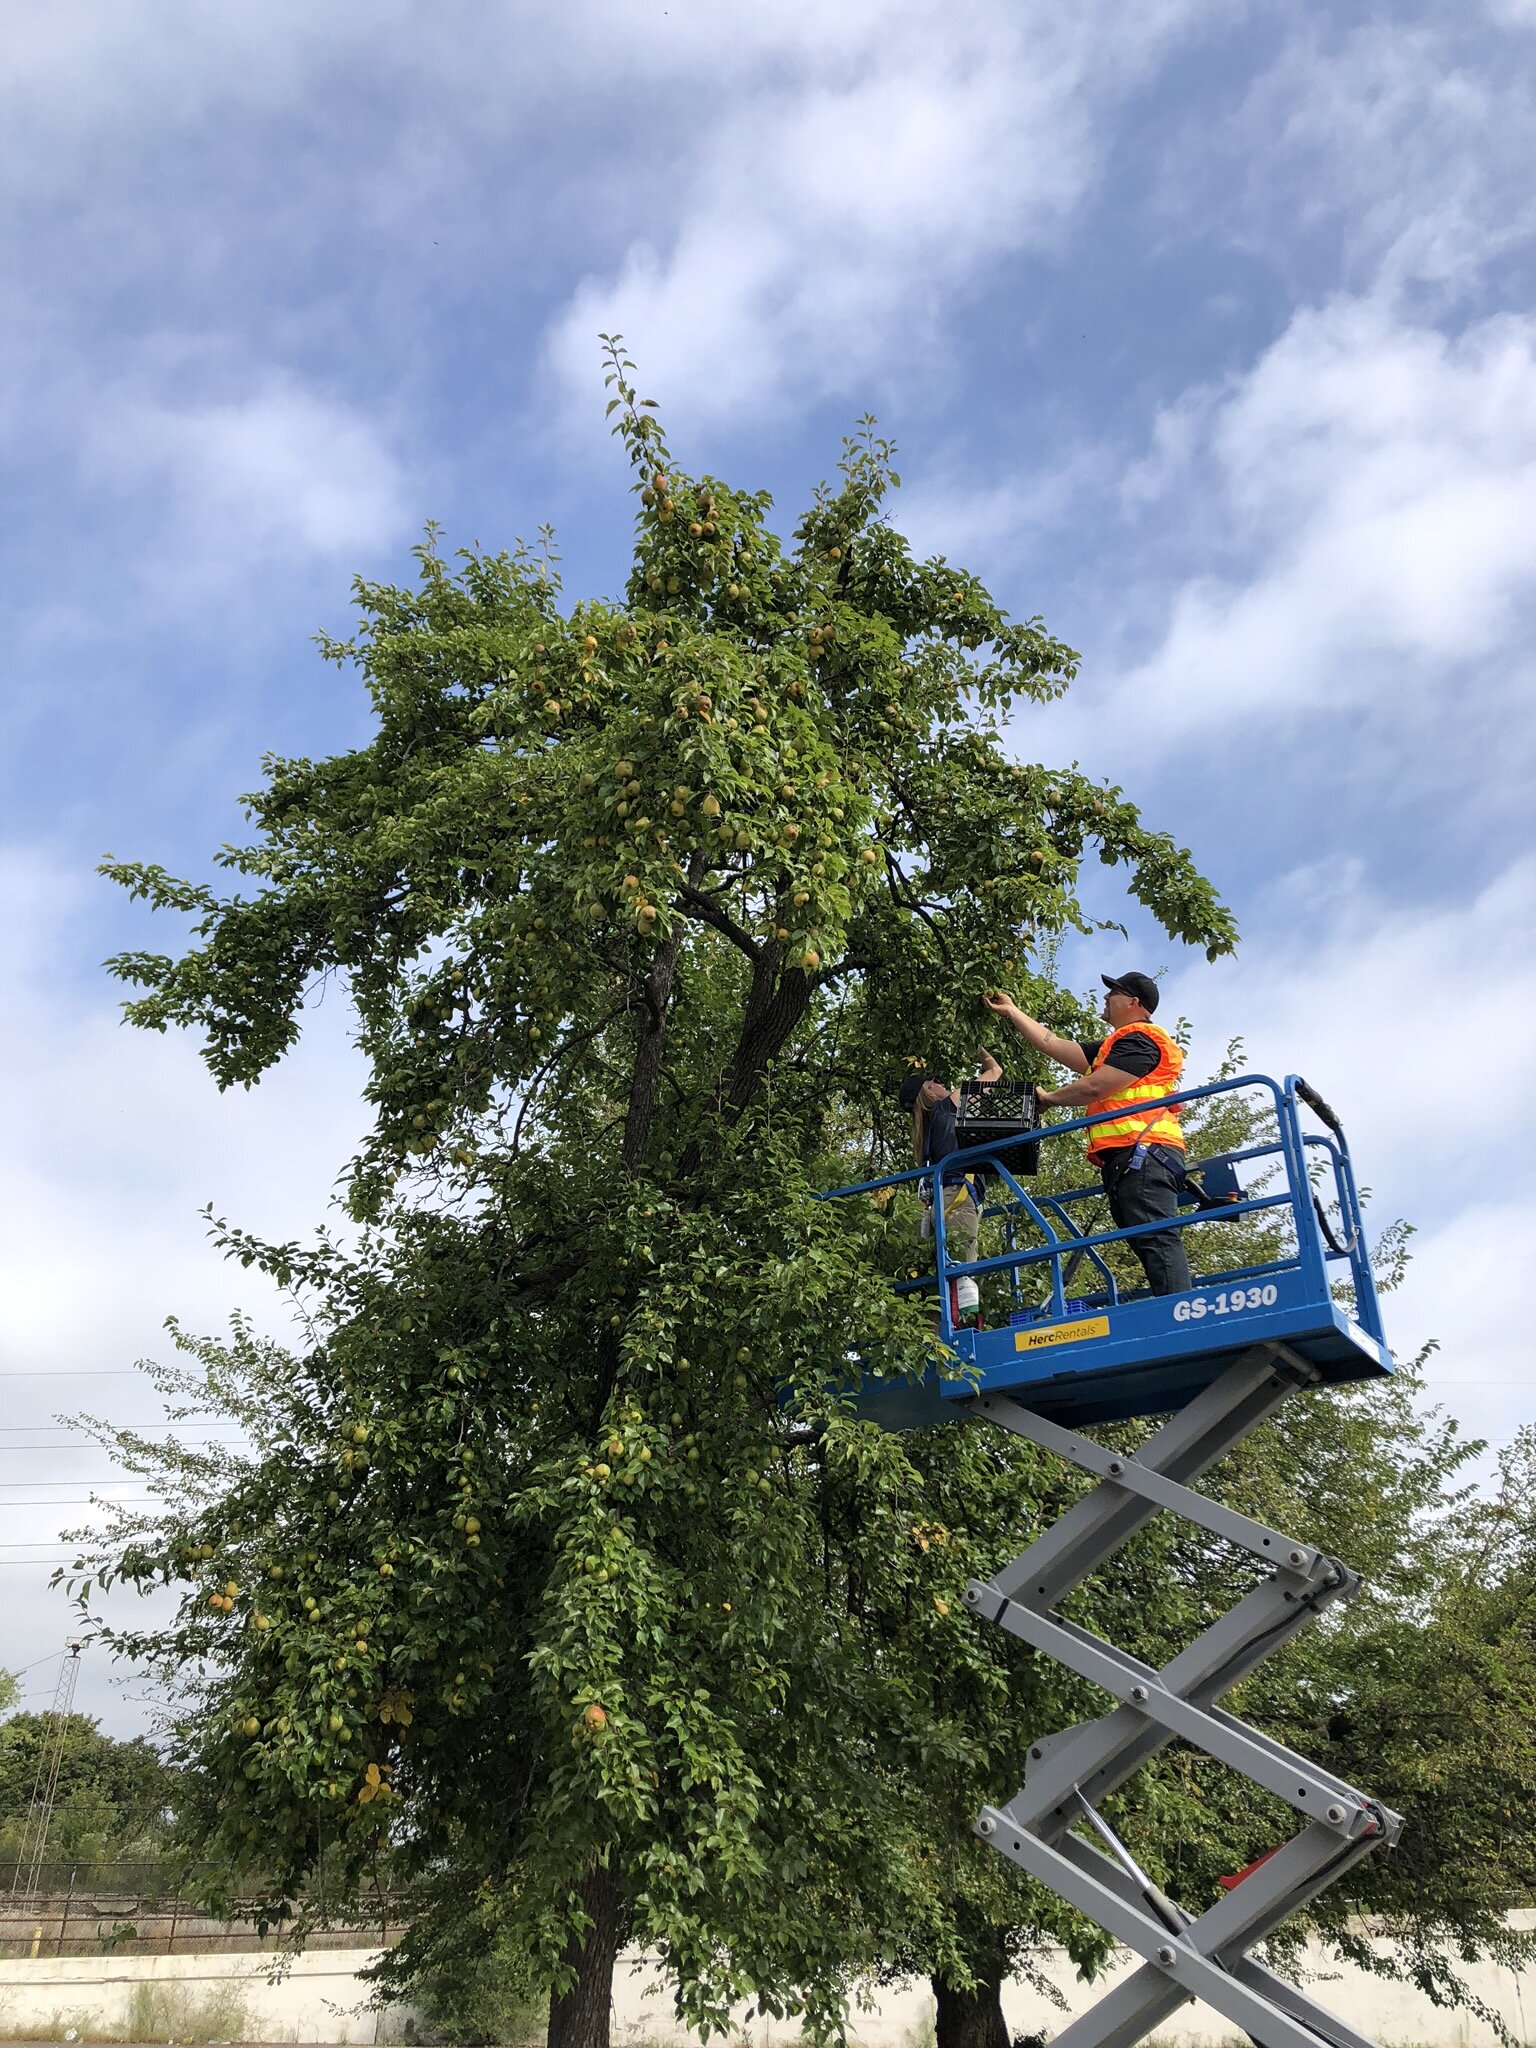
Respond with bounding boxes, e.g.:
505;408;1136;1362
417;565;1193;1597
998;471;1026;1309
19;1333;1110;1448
544;0;1218;425
1100;297;1536;741
1150;852;1536;1452
0;848;366;1369
0;0;900;154
1178;19;1536;301
79;374;410;569
1167;852;1535;1205
0;845;369;1731
885;442;1116;569
1390;1200;1536;1457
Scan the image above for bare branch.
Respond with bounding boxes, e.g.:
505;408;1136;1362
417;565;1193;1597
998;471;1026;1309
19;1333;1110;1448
883;849;952;962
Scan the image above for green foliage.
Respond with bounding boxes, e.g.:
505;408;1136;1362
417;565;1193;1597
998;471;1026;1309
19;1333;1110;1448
390;1885;551;2046
1312;1424;1536;1993
98;354;1233;1209
0;1712;179;1881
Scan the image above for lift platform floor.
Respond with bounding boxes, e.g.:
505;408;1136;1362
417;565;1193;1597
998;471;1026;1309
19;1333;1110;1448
851;1269;1392;1431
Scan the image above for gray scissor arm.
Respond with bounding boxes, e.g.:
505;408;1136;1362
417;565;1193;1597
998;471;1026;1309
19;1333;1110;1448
961;1342;1401;2048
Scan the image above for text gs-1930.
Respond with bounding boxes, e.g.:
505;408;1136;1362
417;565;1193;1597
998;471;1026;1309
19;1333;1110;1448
1172;1283;1279;1323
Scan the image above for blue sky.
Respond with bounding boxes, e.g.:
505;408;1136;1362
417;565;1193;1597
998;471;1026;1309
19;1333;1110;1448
3;0;1533;1732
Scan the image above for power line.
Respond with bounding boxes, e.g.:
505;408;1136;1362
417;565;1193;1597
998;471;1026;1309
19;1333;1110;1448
0;1481;164;1490
0;1371;151;1379
0;1434;248;1448
0;1499;158;1509
0;1423;246;1433
0;1439;246;1449
0;1447;237;1457
7;1650;67;1678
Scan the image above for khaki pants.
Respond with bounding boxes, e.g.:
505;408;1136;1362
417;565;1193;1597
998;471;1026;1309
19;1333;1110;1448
921;1182;981;1264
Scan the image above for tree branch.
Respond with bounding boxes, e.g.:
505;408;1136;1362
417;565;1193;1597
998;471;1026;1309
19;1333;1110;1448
672;880;760;962
883;849;952;962
510;1008;627;1156
622;854;708;1172
723;944;815;1112
622;925;687;1170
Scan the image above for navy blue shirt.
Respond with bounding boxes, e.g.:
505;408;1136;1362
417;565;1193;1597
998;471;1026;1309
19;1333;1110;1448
922;1096;981;1186
923;1095;961;1163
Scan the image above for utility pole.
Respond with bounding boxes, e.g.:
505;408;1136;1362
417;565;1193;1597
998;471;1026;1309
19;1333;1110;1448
9;1639;83;1902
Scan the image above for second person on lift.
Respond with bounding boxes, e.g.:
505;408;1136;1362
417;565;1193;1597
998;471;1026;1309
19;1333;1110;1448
984;973;1193;1297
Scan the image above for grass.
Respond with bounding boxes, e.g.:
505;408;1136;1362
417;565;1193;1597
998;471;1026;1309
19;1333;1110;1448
0;1980;255;2044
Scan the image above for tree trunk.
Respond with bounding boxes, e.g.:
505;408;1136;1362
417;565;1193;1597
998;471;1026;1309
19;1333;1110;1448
724;946;814;1110
622;924;686;1171
547;1860;623;2048
933;1955;1011;2048
622;851;707;1173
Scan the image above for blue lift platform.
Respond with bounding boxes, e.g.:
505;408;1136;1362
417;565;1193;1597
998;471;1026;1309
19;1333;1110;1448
821;1075;1402;2048
822;1071;1391;1431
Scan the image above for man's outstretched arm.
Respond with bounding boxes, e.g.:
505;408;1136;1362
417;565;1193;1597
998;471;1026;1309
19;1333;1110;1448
982;993;1090;1074
1040;1064;1138;1109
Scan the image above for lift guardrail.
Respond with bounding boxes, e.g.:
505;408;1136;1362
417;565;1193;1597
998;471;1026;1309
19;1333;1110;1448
821;1072;1389;1431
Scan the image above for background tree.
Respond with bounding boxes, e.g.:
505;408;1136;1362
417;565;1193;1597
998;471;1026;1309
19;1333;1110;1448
79;353;1235;2048
1308;1422;1536;1995
0;1709;180;1885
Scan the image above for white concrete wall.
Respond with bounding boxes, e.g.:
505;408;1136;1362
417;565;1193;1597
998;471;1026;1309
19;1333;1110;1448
611;1919;1536;2048
0;1948;404;2045
1;1920;1533;2046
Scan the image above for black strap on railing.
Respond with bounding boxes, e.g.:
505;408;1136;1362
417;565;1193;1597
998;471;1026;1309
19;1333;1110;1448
1294;1077;1343;1135
1293;1081;1357;1251
1058;1202;1107;1292
1311;1193;1355;1257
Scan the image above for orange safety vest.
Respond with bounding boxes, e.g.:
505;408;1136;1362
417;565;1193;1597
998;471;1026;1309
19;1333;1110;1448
1085;1022;1185;1161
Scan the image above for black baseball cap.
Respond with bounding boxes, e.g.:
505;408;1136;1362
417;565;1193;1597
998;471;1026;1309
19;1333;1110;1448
898;1070;943;1110
1101;971;1160;1013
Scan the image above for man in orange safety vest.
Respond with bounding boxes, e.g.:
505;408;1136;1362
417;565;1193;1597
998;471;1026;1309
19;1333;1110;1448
983;972;1193;1297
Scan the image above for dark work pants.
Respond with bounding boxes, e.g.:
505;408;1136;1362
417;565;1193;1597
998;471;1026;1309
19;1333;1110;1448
1097;1143;1193;1296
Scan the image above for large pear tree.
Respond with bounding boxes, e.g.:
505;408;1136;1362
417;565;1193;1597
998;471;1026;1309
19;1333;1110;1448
81;351;1239;2048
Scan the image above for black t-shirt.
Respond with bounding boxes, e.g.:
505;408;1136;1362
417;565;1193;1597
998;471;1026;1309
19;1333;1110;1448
1079;1031;1161;1079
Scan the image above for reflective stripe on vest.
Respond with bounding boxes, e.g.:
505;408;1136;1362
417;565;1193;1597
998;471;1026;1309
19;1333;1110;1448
1086;1022;1185;1159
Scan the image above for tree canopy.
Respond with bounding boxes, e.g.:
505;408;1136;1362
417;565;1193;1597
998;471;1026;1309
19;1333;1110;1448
84;356;1236;2045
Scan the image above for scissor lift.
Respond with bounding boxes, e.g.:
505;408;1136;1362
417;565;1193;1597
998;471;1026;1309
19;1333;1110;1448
822;1075;1399;2048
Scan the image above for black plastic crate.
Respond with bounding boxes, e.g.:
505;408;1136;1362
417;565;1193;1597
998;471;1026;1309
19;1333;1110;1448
956;1079;1041;1177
